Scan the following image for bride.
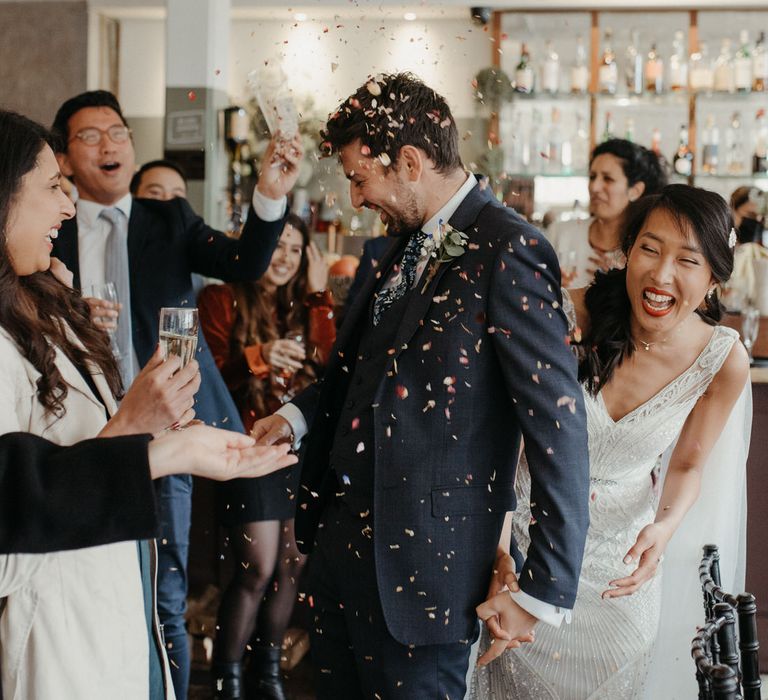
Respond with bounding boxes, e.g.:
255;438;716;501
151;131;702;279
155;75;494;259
471;184;751;700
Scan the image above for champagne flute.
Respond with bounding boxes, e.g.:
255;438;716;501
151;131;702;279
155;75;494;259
741;306;760;364
274;330;305;400
159;307;199;368
83;282;121;358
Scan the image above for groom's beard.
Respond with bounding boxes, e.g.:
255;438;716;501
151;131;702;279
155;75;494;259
379;185;422;237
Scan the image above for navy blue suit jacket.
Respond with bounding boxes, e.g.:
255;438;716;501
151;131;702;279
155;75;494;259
292;180;590;646
345;235;393;310
53;196;285;430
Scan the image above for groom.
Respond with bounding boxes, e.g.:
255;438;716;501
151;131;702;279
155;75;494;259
254;73;590;698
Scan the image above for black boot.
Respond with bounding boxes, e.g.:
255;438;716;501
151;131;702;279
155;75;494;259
212;661;243;700
246;646;287;700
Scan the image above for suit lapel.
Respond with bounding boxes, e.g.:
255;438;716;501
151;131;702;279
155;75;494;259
126;201;151;294
54;218;81;290
387;180;495;365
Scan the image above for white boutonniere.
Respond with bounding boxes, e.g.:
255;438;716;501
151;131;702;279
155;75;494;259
420;220;468;293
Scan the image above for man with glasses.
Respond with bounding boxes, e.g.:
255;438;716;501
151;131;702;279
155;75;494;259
50;90;302;699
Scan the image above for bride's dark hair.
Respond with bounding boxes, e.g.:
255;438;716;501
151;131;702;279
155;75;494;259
580;184;734;396
0;110;122;416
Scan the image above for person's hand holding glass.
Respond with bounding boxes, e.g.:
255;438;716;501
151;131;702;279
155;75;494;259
83;282;121;356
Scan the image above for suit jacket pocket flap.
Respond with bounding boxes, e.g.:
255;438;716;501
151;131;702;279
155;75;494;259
430;483;515;517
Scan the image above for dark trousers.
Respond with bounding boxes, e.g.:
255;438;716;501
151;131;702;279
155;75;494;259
155;474;192;700
308;497;475;700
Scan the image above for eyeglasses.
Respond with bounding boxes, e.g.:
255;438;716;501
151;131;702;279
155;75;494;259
69;125;132;146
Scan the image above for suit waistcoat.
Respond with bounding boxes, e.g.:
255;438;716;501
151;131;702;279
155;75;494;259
328;283;415;515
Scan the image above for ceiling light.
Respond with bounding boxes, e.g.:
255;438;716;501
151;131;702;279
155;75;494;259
403;12;417;21
294;12;308;21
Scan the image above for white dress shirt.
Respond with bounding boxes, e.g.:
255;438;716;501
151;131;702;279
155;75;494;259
277;174;568;627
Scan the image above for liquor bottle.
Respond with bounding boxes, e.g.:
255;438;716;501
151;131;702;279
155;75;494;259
546;107;564;173
602;111;615;142
753;108;768;174
599;29;619;95
645;43;664;94
524;108;544;173
669;30;689;92
515;43;535;94
734;30;753;92
714;39;735;93
673;124;693;176
573;113;589;172
651;127;663;157
625;29;644;95
690;42;714;92
701;115;720;175
504;111;524;174
570;35;589;94
541;40;560;94
725;111;746;174
753;31;768;92
625;118;635;143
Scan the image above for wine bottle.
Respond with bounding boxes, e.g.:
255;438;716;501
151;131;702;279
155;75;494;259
672;124;693;176
669;30;689;92
734;30;753;92
541;40;560;94
599;29;618;95
725;111;746;174
714;39;735;93
753;31;768;92
515;43;535;94
570;35;589;94
701;115;719;175
625;29;644;95
753;108;768;174
645;42;664;94
690;42;714;93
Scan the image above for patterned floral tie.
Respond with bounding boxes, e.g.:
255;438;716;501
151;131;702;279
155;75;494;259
372;230;427;326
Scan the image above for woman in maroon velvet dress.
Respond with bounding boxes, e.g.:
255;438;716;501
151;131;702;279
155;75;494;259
199;213;335;700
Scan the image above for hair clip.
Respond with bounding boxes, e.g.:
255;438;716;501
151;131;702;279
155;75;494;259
728;227;738;249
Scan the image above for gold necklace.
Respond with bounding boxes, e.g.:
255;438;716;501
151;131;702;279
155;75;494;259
638;338;656;351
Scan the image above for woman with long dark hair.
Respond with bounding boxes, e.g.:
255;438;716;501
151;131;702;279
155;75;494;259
0;109;296;699
472;185;751;699
548;138;667;287
199;213;335;699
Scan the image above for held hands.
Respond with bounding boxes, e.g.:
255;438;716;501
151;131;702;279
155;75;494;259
85;297;121;332
602;522;672;599
102;346;201;436
306;241;329;293
148;423;297;481
475;548;537;667
256;132;304;200
262;338;306;373
251;414;294;446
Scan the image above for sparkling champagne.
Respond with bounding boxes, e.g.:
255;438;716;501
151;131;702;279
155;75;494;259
159;331;198;368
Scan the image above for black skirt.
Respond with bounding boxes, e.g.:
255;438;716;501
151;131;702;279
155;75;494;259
216;463;301;526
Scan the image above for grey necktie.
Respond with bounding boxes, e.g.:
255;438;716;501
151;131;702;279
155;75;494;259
100;207;136;385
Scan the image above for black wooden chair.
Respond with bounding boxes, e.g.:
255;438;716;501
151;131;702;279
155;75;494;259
693;544;761;700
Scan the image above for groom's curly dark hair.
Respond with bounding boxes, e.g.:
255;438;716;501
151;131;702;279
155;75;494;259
320;72;462;174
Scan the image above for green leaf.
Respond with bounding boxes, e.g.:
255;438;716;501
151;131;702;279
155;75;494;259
443;243;465;257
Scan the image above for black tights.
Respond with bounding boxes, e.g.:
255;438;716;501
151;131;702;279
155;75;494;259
214;518;306;662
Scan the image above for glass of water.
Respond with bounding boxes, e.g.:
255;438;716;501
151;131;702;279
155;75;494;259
83;282;120;354
741;306;760;364
159;307;199;368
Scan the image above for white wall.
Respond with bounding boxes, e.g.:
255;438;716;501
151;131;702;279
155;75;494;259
228;17;488;118
113;14;489;120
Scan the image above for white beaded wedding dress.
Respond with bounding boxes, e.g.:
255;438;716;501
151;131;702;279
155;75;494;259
469;322;749;700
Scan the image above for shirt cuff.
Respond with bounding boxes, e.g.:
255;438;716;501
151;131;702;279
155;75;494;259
275;403;308;450
251;188;287;222
509;589;571;628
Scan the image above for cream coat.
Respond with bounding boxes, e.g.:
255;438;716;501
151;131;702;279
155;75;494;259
0;326;174;699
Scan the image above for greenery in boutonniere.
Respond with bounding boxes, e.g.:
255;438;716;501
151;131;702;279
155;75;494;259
421;220;469;293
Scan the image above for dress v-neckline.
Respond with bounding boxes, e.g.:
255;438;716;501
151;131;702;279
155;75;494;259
597;326;720;424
